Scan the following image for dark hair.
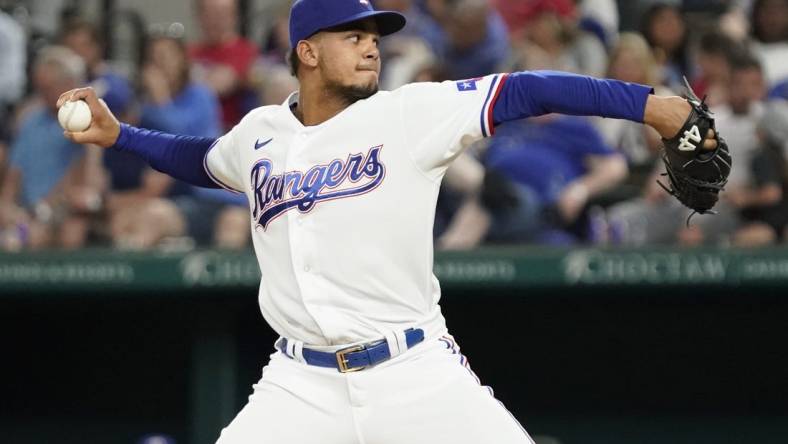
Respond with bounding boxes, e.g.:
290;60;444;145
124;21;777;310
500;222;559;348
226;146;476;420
751;0;788;43
698;31;738;57
60;19;104;47
288;48;300;77
640;4;691;79
144;35;192;94
728;51;763;74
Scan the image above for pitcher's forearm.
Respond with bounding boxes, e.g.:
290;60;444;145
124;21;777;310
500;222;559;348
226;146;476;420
491;72;709;145
113;124;220;189
492;71;654;126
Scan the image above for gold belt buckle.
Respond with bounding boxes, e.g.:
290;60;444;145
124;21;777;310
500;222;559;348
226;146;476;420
336;344;366;373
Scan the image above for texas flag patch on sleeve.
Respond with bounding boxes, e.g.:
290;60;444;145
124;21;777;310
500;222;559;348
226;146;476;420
456;78;480;92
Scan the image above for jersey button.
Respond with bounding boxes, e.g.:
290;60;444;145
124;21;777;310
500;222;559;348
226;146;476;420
303;265;311;272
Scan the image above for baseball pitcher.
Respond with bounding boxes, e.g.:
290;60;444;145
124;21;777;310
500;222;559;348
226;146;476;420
58;0;729;442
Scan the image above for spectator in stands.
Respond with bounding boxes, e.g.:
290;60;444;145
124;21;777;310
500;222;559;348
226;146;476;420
607;53;768;246
726;100;788;246
0;9;25;105
0;130;8;189
107;29;248;250
717;6;750;42
375;0;443;53
426;0;511;79
711;54;768;193
0;9;27;186
641;3;692;88
251;2;297;101
769;78;788;100
594;32;668;199
750;0;788;86
1;115;10;190
495;0;617;47
258;64;299;107
677;53;768;245
505;0;607;76
0;47;90;251
492;0;570;38
0;9;26;108
59;20;136;248
690;31;740;108
434;150;490;249
438;115;627;248
577;0;619;49
190;0;258;130
372;0;442;89
258;1;293;68
139;28;221;137
60;19;134;118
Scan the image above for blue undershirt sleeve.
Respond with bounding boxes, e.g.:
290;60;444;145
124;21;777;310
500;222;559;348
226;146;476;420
112;123;220;189
492;71;654;126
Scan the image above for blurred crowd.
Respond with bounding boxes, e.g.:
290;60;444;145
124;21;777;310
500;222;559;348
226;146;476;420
0;0;787;253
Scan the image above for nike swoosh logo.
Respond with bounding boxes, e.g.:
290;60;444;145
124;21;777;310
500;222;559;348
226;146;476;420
255;138;273;150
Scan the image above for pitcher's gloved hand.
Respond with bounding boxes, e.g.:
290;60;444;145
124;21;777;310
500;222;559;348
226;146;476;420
658;78;732;219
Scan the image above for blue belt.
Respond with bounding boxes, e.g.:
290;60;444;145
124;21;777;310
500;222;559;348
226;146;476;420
278;328;424;373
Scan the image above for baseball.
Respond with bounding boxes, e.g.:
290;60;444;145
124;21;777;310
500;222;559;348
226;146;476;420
58;100;92;132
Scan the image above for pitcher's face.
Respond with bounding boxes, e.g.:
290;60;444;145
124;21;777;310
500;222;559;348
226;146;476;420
315;19;381;101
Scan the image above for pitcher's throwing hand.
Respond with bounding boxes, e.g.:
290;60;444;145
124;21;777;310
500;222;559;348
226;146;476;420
57;87;120;147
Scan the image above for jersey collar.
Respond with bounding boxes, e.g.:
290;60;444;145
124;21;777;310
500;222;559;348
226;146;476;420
281;90;374;131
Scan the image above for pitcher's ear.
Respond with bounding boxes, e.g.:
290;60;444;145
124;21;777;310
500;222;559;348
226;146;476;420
297;39;319;70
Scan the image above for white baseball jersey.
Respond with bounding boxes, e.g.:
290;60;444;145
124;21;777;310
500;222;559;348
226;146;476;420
205;74;508;346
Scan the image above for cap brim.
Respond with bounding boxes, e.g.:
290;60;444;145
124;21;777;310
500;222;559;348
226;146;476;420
321;10;407;38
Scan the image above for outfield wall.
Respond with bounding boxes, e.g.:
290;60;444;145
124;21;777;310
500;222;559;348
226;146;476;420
2;247;787;444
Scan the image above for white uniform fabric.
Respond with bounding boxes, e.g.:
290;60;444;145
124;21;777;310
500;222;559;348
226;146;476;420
205;75;534;444
205;74;507;347
216;335;534;444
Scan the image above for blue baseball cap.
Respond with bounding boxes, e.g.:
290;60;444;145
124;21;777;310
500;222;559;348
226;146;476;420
289;0;407;48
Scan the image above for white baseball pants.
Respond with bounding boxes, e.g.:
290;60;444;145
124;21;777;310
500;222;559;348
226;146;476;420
216;334;534;444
